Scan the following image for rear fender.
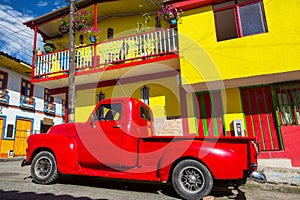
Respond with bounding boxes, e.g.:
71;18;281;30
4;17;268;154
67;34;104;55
157;140;244;182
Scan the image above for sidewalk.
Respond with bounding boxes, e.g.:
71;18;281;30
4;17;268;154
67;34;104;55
243;179;300;194
0;156;25;162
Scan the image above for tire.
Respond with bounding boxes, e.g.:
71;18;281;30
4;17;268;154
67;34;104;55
31;151;60;184
172;159;213;200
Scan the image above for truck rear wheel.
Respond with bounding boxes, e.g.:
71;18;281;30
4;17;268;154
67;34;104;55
31;151;60;184
172;159;213;200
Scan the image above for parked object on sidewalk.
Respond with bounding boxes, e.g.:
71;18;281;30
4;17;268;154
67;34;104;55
22;97;265;200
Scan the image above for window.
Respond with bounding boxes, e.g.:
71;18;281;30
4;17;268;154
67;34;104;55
107;28;114;39
62;99;66;116
141;86;149;105
97;92;105;102
96;103;122;121
274;82;300;126
21;79;33;97
0;71;8;91
6;124;14;139
213;0;268;41
44;89;54;104
140;106;152;121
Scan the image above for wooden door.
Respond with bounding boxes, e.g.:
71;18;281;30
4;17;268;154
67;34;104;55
0;118;4;151
14;118;32;156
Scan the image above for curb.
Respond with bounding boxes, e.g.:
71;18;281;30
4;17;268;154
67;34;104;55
0;156;25;162
242;179;300;194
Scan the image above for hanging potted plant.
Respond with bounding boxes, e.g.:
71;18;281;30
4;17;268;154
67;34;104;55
59;9;90;33
82;26;102;43
145;0;183;26
44;43;56;53
159;4;183;26
73;10;90;31
58;16;69;34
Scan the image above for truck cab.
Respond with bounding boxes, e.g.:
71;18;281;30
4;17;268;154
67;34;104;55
75;97;154;168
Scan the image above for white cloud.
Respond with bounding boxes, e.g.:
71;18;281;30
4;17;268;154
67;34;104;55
37;1;48;7
0;4;43;64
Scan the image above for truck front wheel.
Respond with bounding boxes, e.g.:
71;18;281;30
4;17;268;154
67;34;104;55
172;159;213;200
31;151;60;184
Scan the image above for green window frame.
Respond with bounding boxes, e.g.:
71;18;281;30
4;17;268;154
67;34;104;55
273;81;300;126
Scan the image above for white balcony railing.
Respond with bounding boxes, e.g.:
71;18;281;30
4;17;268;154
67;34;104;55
33;28;178;78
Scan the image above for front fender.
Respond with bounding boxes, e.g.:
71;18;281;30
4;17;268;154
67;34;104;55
27;134;80;174
157;140;244;182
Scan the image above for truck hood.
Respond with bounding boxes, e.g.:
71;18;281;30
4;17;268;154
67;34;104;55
47;122;85;138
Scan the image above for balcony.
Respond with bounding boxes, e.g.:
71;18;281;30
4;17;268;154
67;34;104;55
32;28;180;89
0;89;9;105
44;102;56;115
20;95;36;110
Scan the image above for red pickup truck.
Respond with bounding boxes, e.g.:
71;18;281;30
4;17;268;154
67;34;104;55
22;97;265;200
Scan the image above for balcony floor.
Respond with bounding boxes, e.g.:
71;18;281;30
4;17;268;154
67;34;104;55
32;54;180;91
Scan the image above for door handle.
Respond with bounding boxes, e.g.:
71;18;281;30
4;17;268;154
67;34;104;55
113;125;121;128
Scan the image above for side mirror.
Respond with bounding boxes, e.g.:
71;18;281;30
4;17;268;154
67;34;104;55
90;114;96;128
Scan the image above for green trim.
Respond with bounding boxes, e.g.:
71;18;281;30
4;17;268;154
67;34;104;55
210;93;219;136
200;94;209;136
295;87;300;124
254;88;266;150
192;93;199;136
239;88;249;137
285;85;294;124
271;85;284;150
262;87;275;150
246;89;256;137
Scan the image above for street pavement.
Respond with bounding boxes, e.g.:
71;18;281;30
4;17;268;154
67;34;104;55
0;159;300;200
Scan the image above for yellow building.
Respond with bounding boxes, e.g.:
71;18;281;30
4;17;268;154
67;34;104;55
25;0;300;167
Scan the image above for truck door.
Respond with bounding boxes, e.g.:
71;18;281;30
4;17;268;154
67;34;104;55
78;103;123;167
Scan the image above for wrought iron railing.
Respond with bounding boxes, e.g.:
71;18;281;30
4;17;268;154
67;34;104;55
0;89;9;105
44;102;56;115
20;95;36;110
33;28;178;79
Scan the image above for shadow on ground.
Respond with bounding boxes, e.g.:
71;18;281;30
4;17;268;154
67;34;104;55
0;189;106;200
0;174;247;200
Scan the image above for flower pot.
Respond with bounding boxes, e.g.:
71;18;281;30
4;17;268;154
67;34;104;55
36;50;43;56
58;25;69;34
89;36;96;43
44;43;56;53
75;24;85;31
169;19;177;25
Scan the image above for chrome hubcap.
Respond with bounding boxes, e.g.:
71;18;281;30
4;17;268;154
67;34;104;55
35;157;52;178
179;166;204;193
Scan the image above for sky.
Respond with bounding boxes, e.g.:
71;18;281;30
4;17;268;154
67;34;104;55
0;0;70;64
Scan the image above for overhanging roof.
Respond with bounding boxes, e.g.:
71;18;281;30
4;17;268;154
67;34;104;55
0;51;32;76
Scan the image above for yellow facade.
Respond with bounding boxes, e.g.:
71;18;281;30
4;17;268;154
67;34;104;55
75;76;181;122
177;0;300;135
179;0;300;84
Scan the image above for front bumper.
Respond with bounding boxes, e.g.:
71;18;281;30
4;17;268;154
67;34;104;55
21;159;29;167
250;170;267;183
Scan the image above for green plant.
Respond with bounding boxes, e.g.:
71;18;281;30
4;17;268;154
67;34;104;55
59;9;90;32
58;16;69;34
137;13;151;33
144;0;183;23
44;43;56;53
73;9;90;31
81;26;102;38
